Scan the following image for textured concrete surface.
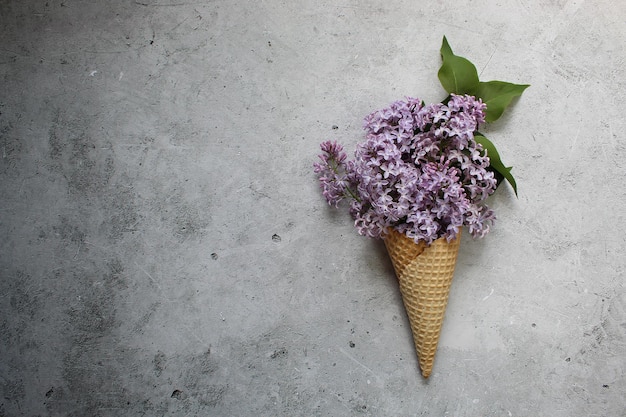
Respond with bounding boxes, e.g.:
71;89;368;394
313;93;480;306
1;0;625;416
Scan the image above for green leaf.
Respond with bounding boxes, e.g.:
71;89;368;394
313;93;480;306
474;81;530;122
474;133;518;196
438;36;479;95
440;35;454;58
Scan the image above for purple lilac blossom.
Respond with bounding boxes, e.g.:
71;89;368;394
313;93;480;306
315;94;497;244
313;141;350;207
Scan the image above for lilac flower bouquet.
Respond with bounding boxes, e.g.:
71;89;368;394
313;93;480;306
314;36;529;378
315;94;495;244
315;37;528;245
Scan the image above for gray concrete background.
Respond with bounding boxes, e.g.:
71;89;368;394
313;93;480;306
1;0;625;416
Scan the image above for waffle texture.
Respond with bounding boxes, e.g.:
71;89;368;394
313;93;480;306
384;228;462;378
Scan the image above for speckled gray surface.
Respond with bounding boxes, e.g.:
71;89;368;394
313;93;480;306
1;0;625;415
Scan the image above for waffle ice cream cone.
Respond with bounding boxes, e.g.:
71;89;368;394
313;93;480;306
384;228;462;378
